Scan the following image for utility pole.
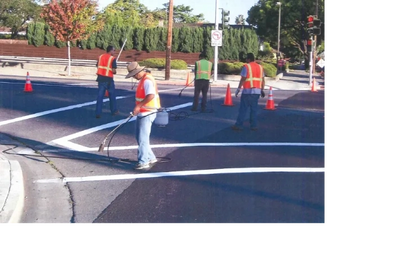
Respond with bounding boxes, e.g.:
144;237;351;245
165;0;173;80
313;0;319;81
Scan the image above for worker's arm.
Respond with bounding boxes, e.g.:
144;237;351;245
133;94;155;115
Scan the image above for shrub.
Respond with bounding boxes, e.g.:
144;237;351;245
139;58;187;70
218;61;245;75
260;62;277;78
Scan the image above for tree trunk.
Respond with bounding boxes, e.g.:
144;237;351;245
67;41;71;76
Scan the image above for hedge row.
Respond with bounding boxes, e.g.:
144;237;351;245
26;23;259;62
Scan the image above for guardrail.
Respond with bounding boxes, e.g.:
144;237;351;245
0;55;129;69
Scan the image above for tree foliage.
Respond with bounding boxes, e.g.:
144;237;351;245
160;3;205;23
247;0;324;59
41;0;102;42
97;0;160;28
0;0;41;38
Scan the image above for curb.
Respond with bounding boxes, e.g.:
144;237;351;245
0;160;24;223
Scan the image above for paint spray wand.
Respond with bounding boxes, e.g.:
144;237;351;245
98;113;134;152
116;38;127;62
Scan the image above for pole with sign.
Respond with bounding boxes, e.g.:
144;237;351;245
213;0;219;82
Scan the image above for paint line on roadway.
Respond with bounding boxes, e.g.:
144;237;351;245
49;102;193;150
34;167;325;184
0;96;130;127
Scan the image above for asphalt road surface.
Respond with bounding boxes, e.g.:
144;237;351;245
0;76;324;223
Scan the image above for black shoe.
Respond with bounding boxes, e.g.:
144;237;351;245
96;115;101;119
191;108;197;111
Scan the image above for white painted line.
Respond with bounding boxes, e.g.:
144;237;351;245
0;96;130;127
80;142;324;152
49;102;193;150
34;167;324;184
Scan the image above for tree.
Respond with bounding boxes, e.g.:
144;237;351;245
0;0;41;38
41;0;102;75
235;15;245;25
97;0;160;28
160;3;204;23
246;0;324;63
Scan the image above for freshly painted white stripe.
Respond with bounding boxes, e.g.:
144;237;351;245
50;116;137;148
0;96;130;126
49;102;193;149
34;167;324;183
79;142;324;152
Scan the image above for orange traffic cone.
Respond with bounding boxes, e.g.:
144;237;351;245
222;83;234;106
24;72;33;92
185;71;192;86
264;87;275;110
105;90;109;97
311;78;318;92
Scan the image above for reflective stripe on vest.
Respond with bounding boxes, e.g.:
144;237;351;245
243;62;263;89
97;54;115;77
195;60;212;80
135;74;161;113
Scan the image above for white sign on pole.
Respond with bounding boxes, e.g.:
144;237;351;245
317;58;325;68
211;30;222;47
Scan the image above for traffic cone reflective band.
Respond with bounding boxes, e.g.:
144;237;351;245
311;77;318;92
222;83;234;106
105;90;109;97
265;87;275;110
24;72;33;92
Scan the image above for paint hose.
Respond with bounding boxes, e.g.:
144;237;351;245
178;79;195;97
98;113;134;152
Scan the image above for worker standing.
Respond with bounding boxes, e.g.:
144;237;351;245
232;53;265;131
95;45;119;118
125;62;161;170
192;53;213;112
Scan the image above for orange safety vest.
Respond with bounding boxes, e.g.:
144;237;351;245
135;74;161;113
243;62;263;89
195;60;212;80
97;54;115;77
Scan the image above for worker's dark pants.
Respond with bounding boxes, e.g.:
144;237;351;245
192;79;210;111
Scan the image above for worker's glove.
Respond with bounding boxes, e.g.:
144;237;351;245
235;88;240;97
261;90;266;98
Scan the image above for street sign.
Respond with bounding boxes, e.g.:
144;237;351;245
211;30;222;47
317;58;325;68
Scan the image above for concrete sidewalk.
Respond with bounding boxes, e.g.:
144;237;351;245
0;62;323;223
0;134;24;223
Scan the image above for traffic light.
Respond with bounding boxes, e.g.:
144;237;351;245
313;18;321;35
307;15;322;36
321;23;328;40
221;9;230;29
307;15;314;36
306;39;312;52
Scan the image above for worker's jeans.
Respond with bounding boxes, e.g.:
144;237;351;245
96;81;117;116
135;113;157;164
235;94;260;128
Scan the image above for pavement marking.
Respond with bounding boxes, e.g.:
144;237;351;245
0;96;131;127
33;167;325;184
49;102;193;150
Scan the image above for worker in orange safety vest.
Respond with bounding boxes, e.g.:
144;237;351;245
232;52;266;131
95;45;119;118
125;61;161;170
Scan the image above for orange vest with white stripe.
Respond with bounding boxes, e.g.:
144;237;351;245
97;54;115;77
243;62;263;89
136;74;161;113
